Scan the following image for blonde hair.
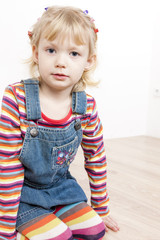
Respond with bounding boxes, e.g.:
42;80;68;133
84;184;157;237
28;6;99;91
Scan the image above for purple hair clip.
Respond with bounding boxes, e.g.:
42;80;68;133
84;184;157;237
83;10;89;15
45;7;48;11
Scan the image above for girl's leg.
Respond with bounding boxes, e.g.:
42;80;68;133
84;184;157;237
55;202;105;240
16;213;73;240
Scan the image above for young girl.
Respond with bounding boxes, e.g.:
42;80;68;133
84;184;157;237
0;6;119;240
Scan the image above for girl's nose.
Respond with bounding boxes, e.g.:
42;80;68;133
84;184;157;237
55;54;67;68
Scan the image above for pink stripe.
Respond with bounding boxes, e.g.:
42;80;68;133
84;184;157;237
72;221;105;235
47;227;72;240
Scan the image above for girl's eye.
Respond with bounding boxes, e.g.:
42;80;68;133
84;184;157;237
70;51;79;57
47;48;55;54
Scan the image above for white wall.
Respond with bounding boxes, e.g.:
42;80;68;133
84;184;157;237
146;7;160;138
0;0;160;139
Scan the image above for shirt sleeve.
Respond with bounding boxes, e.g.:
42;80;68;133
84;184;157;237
0;86;24;240
81;96;110;217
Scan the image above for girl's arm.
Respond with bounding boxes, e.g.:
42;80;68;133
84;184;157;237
0;86;24;240
81;96;120;232
81;97;109;217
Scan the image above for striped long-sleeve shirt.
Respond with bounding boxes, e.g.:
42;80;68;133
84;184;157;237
0;82;109;240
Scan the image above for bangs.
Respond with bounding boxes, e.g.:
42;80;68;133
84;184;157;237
42;19;87;46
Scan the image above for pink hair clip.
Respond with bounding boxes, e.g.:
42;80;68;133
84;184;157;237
90;18;95;22
94;28;99;33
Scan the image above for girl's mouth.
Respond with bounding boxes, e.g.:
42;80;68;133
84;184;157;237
52;73;69;80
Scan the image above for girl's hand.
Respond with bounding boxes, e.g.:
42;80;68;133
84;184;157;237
102;215;120;232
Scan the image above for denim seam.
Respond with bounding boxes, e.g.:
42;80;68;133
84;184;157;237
17;207;40;220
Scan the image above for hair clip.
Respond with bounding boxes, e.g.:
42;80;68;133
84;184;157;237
94;28;99;33
45;7;48;11
28;31;33;37
90;18;95;22
83;10;89;15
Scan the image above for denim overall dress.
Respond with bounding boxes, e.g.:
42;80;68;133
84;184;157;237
16;79;87;229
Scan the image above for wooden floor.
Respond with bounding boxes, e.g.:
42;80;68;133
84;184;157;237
70;136;160;240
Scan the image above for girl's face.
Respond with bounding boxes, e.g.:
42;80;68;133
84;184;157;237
32;35;94;94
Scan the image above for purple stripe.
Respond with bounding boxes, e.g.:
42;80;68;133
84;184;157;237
72;222;105;235
91;196;107;202
38;120;73;128
19;113;27;118
0;181;23;188
0;197;21;205
0;133;21;140
94;206;108;211
0;116;19;127
3;96;19;110
0;216;17;221
73;231;105;240
0;182;23;190
83;128;100;136
82;135;103;143
0;165;23;171
0;231;17;240
87;98;94;102
83;145;103;155
90;112;98;121
87;169;106;176
0;151;20;157
16;93;25;101
85;156;106;165
90;182;106;189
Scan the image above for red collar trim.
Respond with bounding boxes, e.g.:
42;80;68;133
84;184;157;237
41;108;72;124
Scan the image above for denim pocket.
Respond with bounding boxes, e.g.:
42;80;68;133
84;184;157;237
52;136;78;169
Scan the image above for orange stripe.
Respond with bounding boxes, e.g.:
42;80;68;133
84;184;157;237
63;206;91;223
0;224;15;230
0;158;20;163
0;143;21;148
84;152;106;159
82;144;98;150
22;214;56;235
0;191;21;197
0;209;17;214
0;125;19;131
0;124;20;131
5;89;13;94
85;166;106;171
0;173;24;179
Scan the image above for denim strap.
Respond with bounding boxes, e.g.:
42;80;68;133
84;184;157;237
22;79;87;119
22;79;41;120
72;91;87;115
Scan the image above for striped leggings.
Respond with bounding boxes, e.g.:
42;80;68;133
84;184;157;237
16;202;105;240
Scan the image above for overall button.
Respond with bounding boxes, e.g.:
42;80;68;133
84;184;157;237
74;121;81;130
30;128;38;137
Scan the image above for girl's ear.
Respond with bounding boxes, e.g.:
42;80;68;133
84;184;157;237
32;45;39;64
84;54;96;71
